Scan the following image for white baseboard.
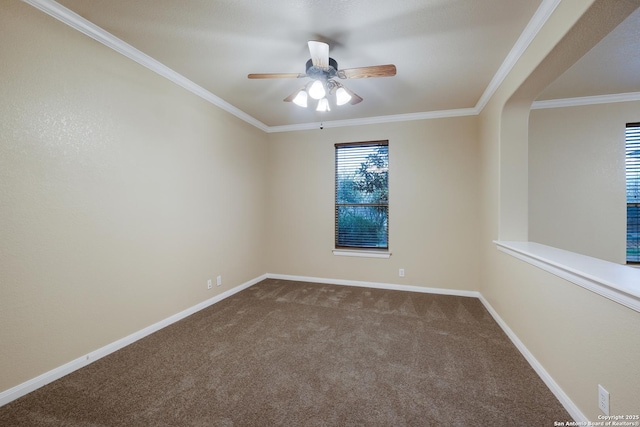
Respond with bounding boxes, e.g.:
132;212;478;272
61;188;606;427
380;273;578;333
477;294;587;422
0;273;267;408
1;272;584;423
267;273;482;298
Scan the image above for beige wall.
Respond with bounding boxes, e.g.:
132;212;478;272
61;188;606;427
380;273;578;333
480;0;640;419
3;0;640;420
529;102;639;263
266;118;481;291
0;1;268;392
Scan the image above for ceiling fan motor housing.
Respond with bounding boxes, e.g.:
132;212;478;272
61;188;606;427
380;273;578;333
305;58;338;80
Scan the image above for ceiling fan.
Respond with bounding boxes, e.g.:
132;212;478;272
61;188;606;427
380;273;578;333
248;41;396;112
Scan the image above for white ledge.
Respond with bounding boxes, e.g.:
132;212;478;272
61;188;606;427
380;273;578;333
494;241;640;313
332;249;391;259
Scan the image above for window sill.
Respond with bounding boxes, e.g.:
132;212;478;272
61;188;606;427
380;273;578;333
332;249;391;259
494;241;640;313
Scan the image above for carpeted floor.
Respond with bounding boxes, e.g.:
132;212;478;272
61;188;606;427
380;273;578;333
0;279;571;426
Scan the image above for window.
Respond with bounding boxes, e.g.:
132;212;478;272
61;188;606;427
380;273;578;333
335;141;389;249
627;122;640;263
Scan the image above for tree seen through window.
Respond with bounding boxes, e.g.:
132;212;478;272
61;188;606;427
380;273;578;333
335;141;389;249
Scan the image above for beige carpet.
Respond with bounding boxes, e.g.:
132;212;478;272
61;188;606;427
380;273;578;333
0;279;571;426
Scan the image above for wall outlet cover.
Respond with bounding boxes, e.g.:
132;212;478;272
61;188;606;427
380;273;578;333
598;384;610;415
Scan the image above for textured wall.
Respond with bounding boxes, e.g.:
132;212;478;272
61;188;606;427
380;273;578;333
479;0;640;419
529;102;639;263
3;0;640;420
0;1;267;392
266;117;481;291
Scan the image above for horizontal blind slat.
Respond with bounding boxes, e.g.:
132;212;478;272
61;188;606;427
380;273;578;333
335;142;389;249
626;123;640;262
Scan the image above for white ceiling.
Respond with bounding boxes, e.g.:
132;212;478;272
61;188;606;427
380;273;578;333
32;0;640;130
537;5;640;101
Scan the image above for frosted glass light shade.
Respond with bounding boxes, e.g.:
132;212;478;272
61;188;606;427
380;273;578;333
292;90;308;107
308;80;326;100
335;87;352;106
316;98;330;112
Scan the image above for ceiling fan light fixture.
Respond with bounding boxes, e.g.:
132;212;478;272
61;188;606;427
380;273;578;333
249;40;396;111
316;98;330;112
308;80;326;100
335;86;352;106
292;90;308;107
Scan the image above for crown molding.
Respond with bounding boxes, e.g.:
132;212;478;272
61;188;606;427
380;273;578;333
26;0;613;134
21;0;481;134
531;91;640;110
22;0;269;133
474;0;562;112
266;107;479;133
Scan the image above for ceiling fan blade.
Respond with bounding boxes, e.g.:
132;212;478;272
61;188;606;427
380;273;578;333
248;73;306;79
349;91;363;105
283;88;302;102
341;84;363;105
308;41;329;68
337;64;397;79
332;82;363;106
283;87;308;107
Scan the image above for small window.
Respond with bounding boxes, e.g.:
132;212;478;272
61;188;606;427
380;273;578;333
626;122;640;263
335;141;389;249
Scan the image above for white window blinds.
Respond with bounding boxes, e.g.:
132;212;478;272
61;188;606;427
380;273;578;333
335;141;389;249
627;123;640;262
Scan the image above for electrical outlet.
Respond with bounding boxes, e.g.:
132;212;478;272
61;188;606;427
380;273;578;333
207;279;212;290
598;384;610;415
399;268;405;277
216;275;222;286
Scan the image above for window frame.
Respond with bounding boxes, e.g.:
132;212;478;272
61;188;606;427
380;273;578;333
334;140;389;253
627;122;640;264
